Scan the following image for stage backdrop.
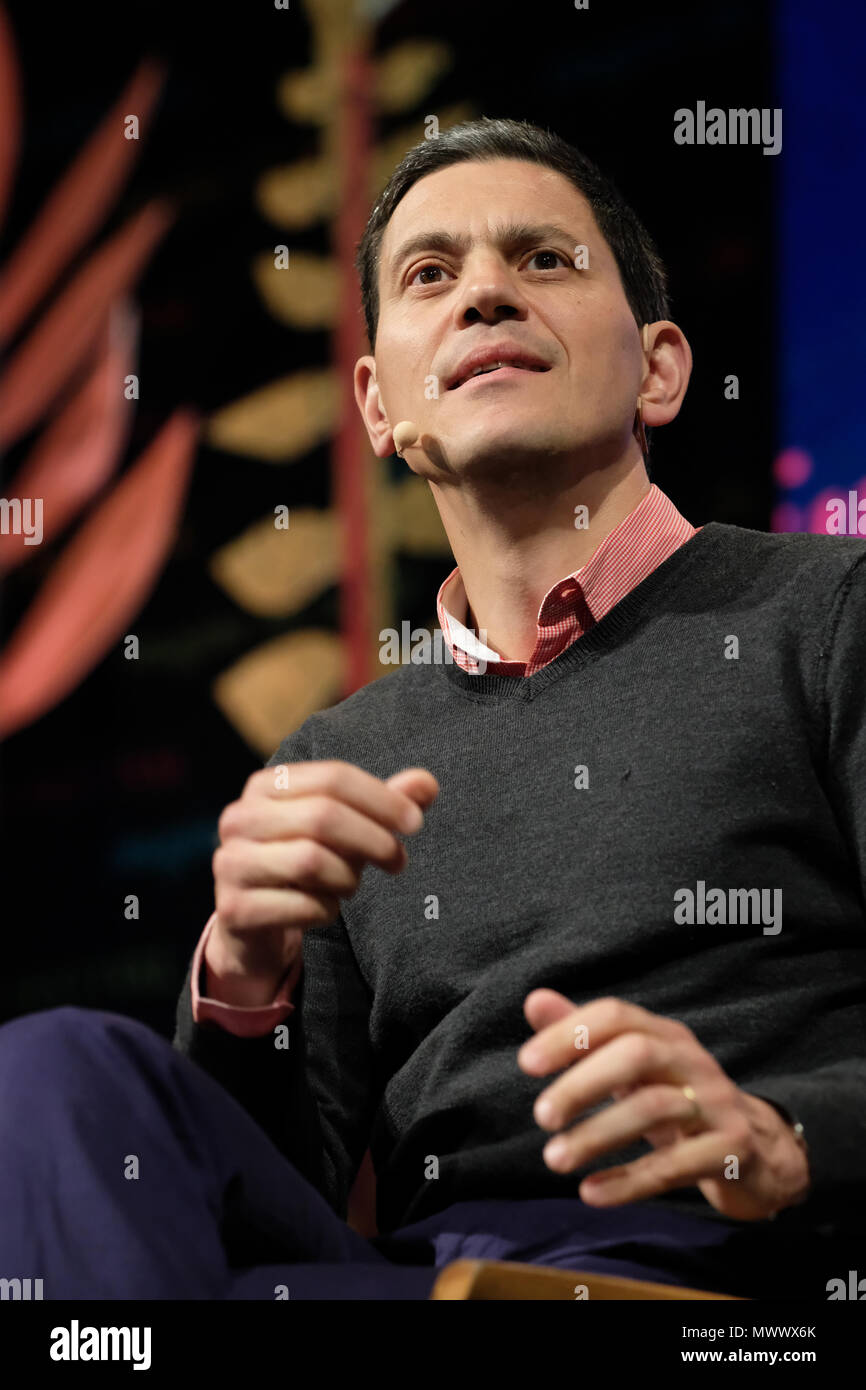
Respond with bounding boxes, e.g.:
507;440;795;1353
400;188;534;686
3;0;843;1037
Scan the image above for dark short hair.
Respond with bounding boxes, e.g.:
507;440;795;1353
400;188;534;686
355;118;670;464
357;116;669;345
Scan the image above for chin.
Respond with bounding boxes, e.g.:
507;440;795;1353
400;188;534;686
455;420;569;467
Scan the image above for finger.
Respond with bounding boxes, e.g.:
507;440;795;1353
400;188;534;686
249;760;433;836
576;1132;728;1207
522;988;576;1032
518;995;693;1075
215;884;342;933
386;767;440;810
532;1033;677;1129
539;1083;709;1173
220;795;408;873
214;837;363;897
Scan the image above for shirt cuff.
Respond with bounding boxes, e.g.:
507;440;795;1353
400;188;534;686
191;911;301;1038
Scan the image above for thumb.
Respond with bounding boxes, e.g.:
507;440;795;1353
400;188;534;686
386;767;440;810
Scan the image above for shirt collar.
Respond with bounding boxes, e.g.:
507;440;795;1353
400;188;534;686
435;484;697;663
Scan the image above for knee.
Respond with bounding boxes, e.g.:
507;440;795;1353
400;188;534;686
0;1004;89;1045
0;1005;156;1075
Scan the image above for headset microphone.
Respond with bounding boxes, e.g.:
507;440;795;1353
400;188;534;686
393;420;420;456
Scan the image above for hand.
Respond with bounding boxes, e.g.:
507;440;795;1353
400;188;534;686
517;990;811;1221
208;761;439;1001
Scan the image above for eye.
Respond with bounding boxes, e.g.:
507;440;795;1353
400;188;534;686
525;249;571;270
408;263;447;286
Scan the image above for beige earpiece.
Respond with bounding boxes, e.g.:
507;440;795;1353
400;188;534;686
392;420;420;456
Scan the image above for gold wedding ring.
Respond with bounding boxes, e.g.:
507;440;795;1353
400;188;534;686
681;1084;702;1130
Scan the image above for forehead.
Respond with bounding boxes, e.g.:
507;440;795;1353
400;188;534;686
379;158;603;275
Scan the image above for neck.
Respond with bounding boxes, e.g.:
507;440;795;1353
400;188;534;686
432;451;651;663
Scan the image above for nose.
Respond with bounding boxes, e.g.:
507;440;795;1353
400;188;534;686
453;252;528;327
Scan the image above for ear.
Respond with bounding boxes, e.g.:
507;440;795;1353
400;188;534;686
354;355;397;459
638;321;692;429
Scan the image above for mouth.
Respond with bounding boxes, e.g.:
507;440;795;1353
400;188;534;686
447;359;551;391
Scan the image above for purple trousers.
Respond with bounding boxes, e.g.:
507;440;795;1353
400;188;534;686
0;1006;837;1300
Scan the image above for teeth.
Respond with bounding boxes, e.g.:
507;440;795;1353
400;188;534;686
471;361;504;378
454;359;545;388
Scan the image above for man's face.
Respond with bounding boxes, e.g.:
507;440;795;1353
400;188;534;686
366;157;646;477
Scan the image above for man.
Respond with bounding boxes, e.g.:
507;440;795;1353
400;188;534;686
175;113;866;1290
2;118;864;1300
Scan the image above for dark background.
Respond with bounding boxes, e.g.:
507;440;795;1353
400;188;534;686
1;0;774;1035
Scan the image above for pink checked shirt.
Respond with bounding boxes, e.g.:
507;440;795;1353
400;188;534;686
191;483;699;1036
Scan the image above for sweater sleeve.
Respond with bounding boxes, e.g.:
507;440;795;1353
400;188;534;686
171;720;379;1218
743;548;866;1232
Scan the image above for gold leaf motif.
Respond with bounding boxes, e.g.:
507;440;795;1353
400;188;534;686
256;157;337;229
209;507;339;616
276;39;452;125
206;369;337;462
251;250;338;328
212;629;344;757
375;41;452;113
275;66;339;126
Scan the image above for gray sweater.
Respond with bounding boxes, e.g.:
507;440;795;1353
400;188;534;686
173;521;866;1240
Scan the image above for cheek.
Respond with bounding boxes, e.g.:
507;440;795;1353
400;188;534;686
376;323;433;405
559;299;632;369
584;315;641;404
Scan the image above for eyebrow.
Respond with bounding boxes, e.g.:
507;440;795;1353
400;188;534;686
386;221;581;285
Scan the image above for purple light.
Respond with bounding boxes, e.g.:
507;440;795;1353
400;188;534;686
773;448;814;490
